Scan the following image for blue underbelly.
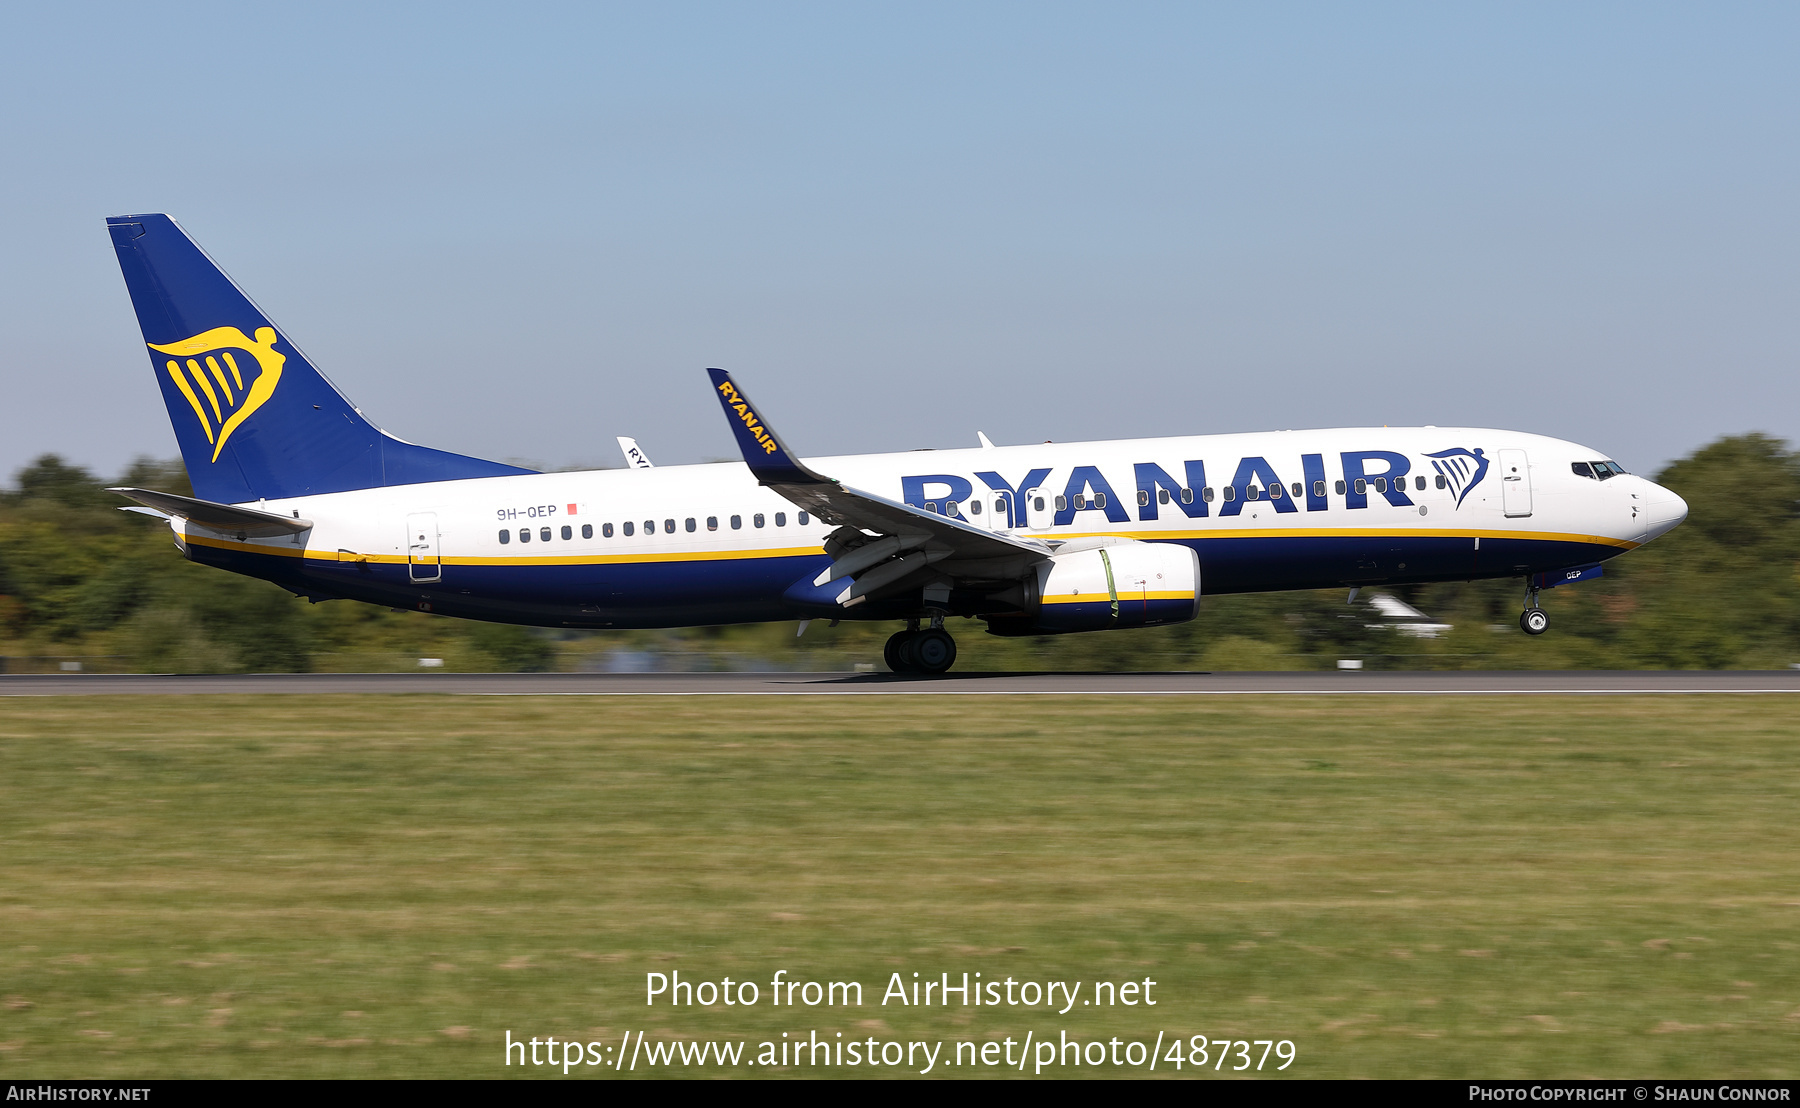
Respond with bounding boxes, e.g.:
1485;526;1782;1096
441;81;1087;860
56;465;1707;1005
187;534;1621;627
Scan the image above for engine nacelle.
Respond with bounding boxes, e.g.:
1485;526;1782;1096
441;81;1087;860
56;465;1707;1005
988;540;1200;635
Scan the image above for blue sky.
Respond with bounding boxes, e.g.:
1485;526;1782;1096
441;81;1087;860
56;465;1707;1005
3;3;1796;478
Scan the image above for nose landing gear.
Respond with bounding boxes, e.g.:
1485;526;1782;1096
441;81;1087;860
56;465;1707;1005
883;619;959;675
1519;584;1549;635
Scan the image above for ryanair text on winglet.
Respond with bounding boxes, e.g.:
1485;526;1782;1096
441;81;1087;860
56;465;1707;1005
716;378;781;455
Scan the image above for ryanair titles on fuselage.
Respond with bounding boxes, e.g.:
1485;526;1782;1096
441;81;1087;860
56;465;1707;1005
899;444;1489;528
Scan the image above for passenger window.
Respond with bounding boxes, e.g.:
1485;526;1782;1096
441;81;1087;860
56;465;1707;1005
519;528;531;543
1313;480;1326;498
1202;487;1215;502
1335;480;1347;495
1291;482;1302;498
1094;493;1106;509
1160;489;1171;505
561;525;572;540
1055;495;1067;512
603;523;614;538
1034;496;1046;511
925;502;937;513
622;521;634;536
1353;478;1367;495
685;517;696;532
663;519;675;534
730;515;742;530
754;513;765;528
798;511;809;525
582;524;593;539
1073;494;1086;509
1180;488;1192;504
1374;478;1387;494
1222;486;1236;502
1572;462;1594;478
775;512;787;526
1138;490;1150;507
1246;484;1259;501
1415;475;1426;491
498;529;510;544
540;526;552;542
1269;483;1283;499
644;520;654;535
945;501;959;517
707;516;718;531
971;499;984;515
1435;474;1447;489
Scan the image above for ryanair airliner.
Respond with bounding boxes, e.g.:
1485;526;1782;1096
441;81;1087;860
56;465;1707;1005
104;214;1688;674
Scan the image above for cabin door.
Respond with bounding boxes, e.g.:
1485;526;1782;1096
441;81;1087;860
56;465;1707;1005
1499;450;1533;518
407;512;442;583
1022;487;1054;531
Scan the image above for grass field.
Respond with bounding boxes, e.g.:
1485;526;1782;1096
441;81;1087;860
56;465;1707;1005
0;694;1796;1079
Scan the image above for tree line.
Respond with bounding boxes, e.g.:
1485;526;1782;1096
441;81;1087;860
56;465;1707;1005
0;435;1794;672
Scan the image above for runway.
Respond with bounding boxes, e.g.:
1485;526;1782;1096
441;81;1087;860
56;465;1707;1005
3;670;1800;695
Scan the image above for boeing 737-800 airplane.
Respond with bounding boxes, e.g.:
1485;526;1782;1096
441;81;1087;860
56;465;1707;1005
104;214;1688;673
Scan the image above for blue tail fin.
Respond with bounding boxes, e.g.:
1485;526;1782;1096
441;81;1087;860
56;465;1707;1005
106;214;534;504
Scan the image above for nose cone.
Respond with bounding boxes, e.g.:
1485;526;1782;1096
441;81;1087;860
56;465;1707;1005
1642;483;1688;542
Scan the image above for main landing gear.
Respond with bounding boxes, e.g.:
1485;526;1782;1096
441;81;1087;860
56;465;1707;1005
1519;584;1549;635
884;620;958;675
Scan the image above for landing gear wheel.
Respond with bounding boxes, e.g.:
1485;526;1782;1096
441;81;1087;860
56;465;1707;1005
911;629;957;675
1520;608;1549;635
884;630;917;674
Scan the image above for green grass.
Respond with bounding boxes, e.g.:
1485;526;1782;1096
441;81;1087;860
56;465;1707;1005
1;695;1796;1078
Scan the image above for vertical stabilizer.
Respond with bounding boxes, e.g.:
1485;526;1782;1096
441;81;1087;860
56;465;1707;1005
107;214;534;504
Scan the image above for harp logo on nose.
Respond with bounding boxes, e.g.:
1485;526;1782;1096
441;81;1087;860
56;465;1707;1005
1426;447;1489;509
147;326;286;462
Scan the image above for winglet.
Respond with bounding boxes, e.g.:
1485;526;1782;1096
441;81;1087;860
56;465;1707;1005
705;368;831;486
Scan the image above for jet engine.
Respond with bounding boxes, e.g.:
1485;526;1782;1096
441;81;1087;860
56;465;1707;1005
985;540;1200;635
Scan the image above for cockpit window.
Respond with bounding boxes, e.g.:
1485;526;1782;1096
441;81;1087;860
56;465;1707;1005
1574;460;1627;480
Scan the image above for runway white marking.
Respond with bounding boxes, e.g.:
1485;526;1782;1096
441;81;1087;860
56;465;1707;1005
4;673;1800;696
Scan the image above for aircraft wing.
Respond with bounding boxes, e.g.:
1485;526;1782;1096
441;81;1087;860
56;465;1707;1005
109;487;313;537
705;369;1049;605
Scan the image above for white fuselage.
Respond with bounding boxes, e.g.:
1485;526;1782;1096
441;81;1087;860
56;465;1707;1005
174;426;1687;629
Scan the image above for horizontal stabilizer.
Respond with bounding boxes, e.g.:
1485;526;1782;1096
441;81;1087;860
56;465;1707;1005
109;487;312;537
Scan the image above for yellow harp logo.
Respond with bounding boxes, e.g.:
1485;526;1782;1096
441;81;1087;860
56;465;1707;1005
148;326;286;463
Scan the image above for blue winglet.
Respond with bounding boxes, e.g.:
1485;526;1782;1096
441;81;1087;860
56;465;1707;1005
706;368;830;486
